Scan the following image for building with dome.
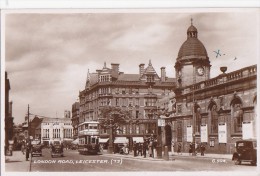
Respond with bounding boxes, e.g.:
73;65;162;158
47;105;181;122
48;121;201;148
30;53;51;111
159;19;257;154
77;19;257;155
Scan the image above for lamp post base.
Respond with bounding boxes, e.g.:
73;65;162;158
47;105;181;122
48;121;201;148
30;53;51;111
156;146;162;159
108;145;113;154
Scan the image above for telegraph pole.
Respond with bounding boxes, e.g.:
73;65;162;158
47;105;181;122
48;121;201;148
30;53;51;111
26;104;30;161
28;104;30;138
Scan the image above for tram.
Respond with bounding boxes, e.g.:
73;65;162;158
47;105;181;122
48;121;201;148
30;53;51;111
78;121;100;155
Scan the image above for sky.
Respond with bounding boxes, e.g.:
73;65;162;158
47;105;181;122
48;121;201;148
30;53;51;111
4;9;259;124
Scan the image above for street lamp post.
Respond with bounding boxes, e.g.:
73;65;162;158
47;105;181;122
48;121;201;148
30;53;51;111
108;118;114;154
192;102;196;156
156;122;163;159
26;104;31;161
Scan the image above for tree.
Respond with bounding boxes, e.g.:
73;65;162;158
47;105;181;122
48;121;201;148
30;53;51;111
98;106;131;153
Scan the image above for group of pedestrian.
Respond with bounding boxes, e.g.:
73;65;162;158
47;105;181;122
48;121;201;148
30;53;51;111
133;140;151;158
175;142;206;156
188;142;206;156
133;142;143;157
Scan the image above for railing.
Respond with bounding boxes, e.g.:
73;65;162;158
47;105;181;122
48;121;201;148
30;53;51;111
98;93;112;97
185;65;256;94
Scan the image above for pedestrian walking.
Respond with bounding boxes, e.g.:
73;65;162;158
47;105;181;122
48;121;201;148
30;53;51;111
148;140;153;157
143;141;147;158
138;143;143;156
200;144;206;156
125;143;129;154
133;141;137;157
177;142;182;155
99;144;104;153
189;143;193;156
171;141;175;155
21;143;25;155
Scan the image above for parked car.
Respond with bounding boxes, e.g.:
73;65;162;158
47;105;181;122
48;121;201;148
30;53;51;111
31;140;42;157
51;143;64;158
232;139;257;165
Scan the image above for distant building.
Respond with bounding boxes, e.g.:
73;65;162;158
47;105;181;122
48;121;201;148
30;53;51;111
71;102;80;139
41;117;73;146
5;72;14;155
64;110;71;118
29;116;43;140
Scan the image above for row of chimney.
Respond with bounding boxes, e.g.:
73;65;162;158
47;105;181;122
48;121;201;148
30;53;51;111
96;63;167;81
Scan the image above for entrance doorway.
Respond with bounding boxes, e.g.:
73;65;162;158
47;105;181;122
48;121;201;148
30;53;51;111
165;125;172;150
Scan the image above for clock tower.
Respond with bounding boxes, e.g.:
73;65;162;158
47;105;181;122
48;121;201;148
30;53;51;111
175;19;211;87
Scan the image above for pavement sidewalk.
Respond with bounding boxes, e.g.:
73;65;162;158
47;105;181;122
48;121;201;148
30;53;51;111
5;151;31;172
102;150;232;161
168;152;232;160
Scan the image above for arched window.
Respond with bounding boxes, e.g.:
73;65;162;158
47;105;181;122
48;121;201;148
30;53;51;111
210;104;218;134
231;98;243;133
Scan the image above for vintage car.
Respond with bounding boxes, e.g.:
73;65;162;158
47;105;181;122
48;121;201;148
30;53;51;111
51;144;64;158
232;139;257;165
31;140;42;157
78;144;100;155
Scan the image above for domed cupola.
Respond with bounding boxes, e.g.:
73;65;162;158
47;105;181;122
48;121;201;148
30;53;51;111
175;19;211;87
187;23;198;38
177;19;208;60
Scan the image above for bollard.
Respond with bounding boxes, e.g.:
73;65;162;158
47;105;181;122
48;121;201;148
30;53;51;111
163;146;169;161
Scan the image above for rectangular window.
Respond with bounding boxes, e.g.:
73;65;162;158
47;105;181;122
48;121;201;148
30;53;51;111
177;104;182;113
135;98;139;106
136;125;140;134
136;111;139;118
123;126;126;134
177;121;182;142
116;98;119;106
122;88;126;94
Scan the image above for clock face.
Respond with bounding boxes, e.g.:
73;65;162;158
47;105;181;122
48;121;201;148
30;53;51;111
197;67;204;76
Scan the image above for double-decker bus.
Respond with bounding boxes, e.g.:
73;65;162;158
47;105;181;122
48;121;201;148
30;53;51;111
78;121;100;155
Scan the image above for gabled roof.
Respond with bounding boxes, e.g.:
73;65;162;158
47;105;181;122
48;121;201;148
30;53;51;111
140;60;160;80
85;72;99;89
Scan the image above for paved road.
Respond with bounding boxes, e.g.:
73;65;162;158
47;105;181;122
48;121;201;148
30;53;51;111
30;148;257;172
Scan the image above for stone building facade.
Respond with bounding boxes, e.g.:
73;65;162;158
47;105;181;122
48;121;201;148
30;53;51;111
41;117;73;146
159;21;257;154
78;61;175;145
71;102;80;139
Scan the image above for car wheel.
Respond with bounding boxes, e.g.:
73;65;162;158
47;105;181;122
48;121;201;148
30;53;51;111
233;157;241;165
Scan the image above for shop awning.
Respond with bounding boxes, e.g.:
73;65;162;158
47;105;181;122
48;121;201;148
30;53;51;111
133;137;144;143
72;138;79;144
114;137;129;144
99;138;109;143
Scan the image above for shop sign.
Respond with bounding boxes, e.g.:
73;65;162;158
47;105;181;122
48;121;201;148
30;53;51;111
242;121;253;139
158;119;165;127
218;123;227;143
186;125;192;142
200;124;208;143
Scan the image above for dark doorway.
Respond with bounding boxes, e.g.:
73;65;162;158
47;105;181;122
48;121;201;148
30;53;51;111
165;125;172;150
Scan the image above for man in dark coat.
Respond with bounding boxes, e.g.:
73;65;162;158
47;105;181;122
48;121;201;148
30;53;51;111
133;141;137;157
200;144;206;156
143;141;147;158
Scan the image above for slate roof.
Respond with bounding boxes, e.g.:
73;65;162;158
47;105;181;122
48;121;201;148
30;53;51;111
117;74;140;81
177;38;208;59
